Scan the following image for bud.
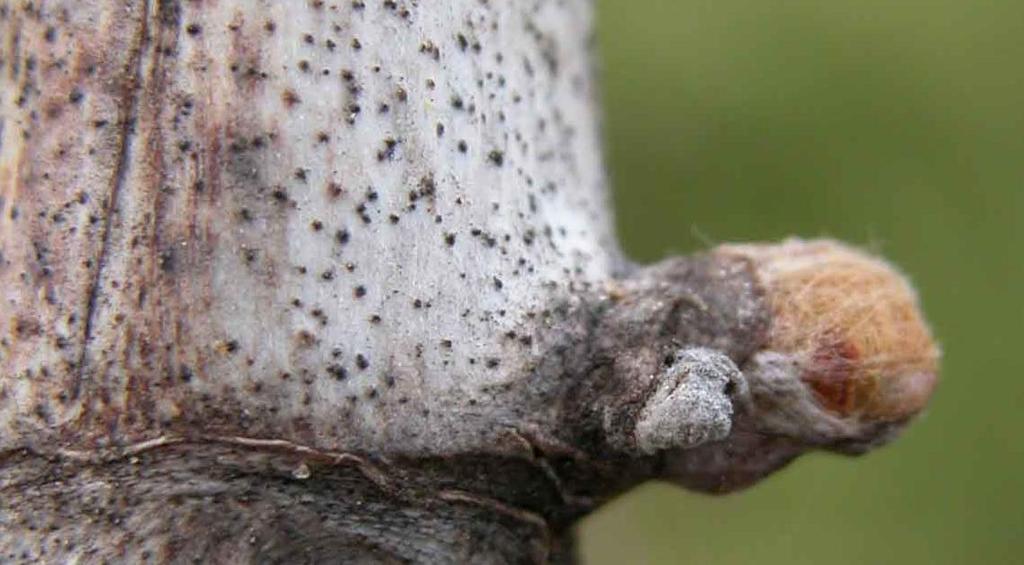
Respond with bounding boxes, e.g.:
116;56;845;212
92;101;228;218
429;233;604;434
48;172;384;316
721;239;939;438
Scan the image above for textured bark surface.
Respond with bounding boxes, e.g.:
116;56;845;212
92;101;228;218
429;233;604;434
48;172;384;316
0;0;615;457
0;1;939;563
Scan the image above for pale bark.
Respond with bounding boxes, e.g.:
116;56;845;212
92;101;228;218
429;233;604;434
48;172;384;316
0;1;938;563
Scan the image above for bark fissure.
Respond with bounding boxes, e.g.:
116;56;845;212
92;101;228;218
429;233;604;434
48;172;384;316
75;0;152;402
0;443;557;563
3;435;555;536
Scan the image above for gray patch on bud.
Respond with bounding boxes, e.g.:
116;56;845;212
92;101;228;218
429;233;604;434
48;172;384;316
633;348;746;455
742;351;858;442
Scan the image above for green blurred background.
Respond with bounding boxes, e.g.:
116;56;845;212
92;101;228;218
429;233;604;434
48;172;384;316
580;1;1023;563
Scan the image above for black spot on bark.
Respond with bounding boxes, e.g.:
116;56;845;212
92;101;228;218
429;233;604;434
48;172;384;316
377;138;399;161
327;364;348;381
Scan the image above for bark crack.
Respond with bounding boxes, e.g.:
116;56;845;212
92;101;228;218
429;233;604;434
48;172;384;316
74;1;152;402
8;433;555;535
437;488;550;534
506;426;595;510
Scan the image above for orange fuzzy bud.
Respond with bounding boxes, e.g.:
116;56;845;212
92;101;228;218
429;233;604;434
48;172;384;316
720;239;939;423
